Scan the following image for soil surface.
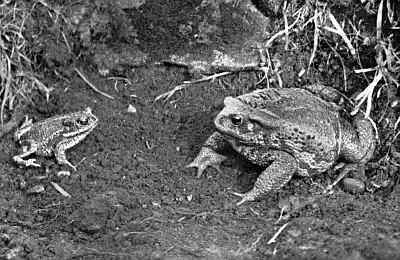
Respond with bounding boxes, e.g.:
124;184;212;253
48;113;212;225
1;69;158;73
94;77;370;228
1;0;399;259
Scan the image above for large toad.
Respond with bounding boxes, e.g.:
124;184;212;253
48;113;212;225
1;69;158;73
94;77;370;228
187;86;376;205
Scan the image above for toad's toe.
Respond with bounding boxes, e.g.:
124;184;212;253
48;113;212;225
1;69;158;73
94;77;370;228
186;147;226;178
232;190;259;205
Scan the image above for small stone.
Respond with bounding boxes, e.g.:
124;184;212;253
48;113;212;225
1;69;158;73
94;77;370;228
19;178;27;189
342;178;366;194
27;185;45;194
287;229;302;237
127;104;137;113
56;170;71;177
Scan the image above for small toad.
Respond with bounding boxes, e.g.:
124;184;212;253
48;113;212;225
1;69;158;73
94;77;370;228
13;107;98;171
187;86;376;205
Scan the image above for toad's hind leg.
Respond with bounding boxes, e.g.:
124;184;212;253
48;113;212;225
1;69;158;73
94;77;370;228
233;150;297;205
13;142;41;167
325;117;376;190
340;116;376;163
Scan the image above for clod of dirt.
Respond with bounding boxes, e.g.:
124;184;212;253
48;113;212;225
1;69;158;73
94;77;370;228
94;44;148;76
69;191;123;234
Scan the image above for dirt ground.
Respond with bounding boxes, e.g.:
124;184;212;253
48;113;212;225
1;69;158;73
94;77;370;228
1;0;400;259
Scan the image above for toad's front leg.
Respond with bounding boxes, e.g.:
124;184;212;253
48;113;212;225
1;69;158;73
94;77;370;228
186;132;231;178
232;149;298;205
54;141;77;171
13;141;41;168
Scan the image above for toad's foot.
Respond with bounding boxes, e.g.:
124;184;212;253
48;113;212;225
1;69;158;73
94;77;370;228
13;156;41;168
186;147;226;178
57;158;77;172
232;190;262;206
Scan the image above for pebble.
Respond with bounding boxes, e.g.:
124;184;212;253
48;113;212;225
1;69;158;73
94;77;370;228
342;178;366;194
69;192;122;233
127;104;137;113
27;185;45;194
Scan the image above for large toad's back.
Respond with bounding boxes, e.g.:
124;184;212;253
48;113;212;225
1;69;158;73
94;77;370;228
237;88;339;134
239;88;341;174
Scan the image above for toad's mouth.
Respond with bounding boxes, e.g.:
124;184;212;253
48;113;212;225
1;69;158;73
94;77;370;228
218;130;251;145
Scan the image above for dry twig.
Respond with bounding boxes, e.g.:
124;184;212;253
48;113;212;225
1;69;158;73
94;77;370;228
50;182;71;197
267;223;289;244
324;10;357;58
154;71;233;101
74;68;115;100
308;8;321;73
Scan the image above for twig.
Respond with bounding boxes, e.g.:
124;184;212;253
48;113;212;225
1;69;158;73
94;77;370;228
324;10;357;58
391;130;400;145
265;14;300;48
74;68;115;100
354;67;378;73
308;8;320;73
50;182;71;197
154;71;233;101
0;55;12;125
376;0;384;42
255;48;272;87
351;70;383;117
251;233;263;247
242;233;264;253
61;31;71;54
267;222;289;244
182;71;233;84
283;0;289;50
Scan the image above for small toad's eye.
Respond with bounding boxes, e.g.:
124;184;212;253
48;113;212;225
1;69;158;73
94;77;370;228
77;117;89;125
230;114;243;126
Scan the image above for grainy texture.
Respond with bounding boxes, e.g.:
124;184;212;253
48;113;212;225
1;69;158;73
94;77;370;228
0;0;398;259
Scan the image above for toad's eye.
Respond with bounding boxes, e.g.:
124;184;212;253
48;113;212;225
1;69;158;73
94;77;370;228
77;117;89;125
230;114;243;126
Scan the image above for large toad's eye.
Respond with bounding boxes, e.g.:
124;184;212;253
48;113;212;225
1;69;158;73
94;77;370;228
230;114;243;126
77;117;89;126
